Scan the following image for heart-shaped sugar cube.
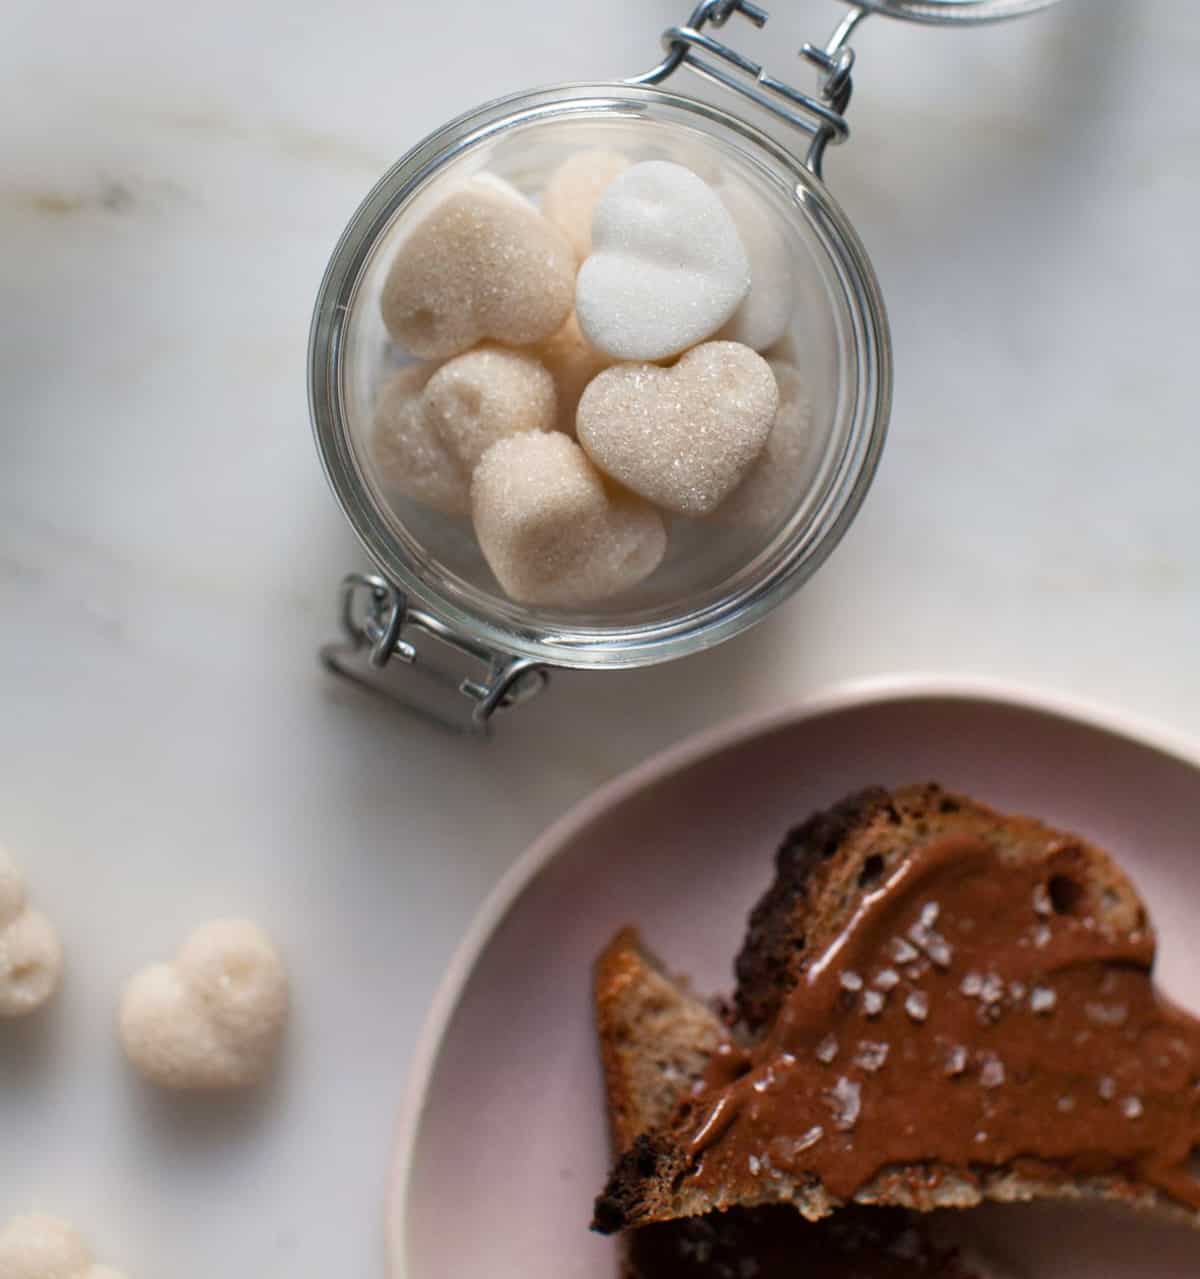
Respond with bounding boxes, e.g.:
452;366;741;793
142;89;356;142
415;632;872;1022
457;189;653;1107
119;962;243;1089
424;346;557;471
472;433;666;607
380;177;575;359
529;310;615;435
119;919;288;1090
575;161;751;362
542;148;630;261
716;180;795;352
577;341;778;517
372;348;557;514
711;362;815;528
372;364;463;514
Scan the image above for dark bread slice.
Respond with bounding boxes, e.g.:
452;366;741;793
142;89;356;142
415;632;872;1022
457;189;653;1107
595;784;1200;1235
595;928;998;1279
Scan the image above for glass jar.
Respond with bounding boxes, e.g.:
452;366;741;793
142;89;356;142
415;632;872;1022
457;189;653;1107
310;0;1062;732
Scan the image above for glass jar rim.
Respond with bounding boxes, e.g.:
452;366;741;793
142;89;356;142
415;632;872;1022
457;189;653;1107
852;0;1063;21
309;81;892;671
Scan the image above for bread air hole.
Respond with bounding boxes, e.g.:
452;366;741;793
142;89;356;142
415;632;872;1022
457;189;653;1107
1047;873;1084;915
857;854;885;888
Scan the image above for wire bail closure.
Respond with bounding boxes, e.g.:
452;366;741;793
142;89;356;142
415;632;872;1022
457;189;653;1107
629;1;869;176
320;574;548;734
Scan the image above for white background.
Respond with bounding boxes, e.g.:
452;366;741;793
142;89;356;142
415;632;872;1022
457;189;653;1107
1;1;1198;1275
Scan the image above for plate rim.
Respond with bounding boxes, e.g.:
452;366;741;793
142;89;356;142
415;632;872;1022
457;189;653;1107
385;673;1200;1274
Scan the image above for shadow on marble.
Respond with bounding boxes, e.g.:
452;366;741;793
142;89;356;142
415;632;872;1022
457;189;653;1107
0;997;65;1086
116;1056;286;1156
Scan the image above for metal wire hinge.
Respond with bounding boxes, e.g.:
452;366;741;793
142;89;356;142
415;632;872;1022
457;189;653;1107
320;574;548;735
631;1;870;175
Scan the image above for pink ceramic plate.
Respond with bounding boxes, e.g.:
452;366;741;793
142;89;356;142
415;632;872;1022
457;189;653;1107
389;677;1200;1278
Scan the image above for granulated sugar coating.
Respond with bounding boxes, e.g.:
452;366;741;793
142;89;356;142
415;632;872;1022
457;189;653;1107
372;364;470;515
717;179;795;352
530;310;614;435
380;180;574;359
424;345;557;470
714;362;814;529
471;433;666;606
542;148;631;261
576;161;750;362
0;845;63;1019
119;919;289;1091
577;341;777;516
0;1213;130;1279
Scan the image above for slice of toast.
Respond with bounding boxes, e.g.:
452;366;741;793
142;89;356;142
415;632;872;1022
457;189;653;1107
596;927;729;1154
596;928;994;1278
595;784;1200;1235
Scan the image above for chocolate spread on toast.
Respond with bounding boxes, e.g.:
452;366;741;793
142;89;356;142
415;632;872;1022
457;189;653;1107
678;834;1200;1207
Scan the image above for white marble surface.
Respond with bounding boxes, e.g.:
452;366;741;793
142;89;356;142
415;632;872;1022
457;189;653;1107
1;1;1198;1276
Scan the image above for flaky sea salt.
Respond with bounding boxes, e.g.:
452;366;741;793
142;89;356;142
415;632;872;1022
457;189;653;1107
874;968;900;991
840;970;864;992
905;991;929;1022
980;973;1005;1005
816;1034;839;1064
827;1076;862;1131
1122;1095;1144;1119
1086;1001;1129;1027
925;936;953;969
980;1055;1006;1088
855;1041;890;1072
862;989;886;1017
1030;985;1057;1014
798;1125;825;1150
945;1045;969;1076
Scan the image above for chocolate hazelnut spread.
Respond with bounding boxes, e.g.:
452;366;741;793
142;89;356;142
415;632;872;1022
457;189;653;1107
676;834;1200;1209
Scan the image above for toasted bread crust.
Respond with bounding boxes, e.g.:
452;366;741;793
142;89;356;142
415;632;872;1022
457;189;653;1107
595;927;727;1155
735;786;892;1032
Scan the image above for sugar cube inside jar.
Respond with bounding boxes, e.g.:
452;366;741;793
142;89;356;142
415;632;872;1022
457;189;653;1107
320;90;887;656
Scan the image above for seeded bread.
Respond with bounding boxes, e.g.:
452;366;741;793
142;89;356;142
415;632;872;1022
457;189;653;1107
595;928;995;1279
594;784;1200;1236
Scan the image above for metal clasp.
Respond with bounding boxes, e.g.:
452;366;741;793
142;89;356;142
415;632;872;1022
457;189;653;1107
320;573;548;735
630;1;870;176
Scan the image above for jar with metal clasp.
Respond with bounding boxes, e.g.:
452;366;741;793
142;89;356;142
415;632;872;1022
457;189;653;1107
310;0;1064;733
